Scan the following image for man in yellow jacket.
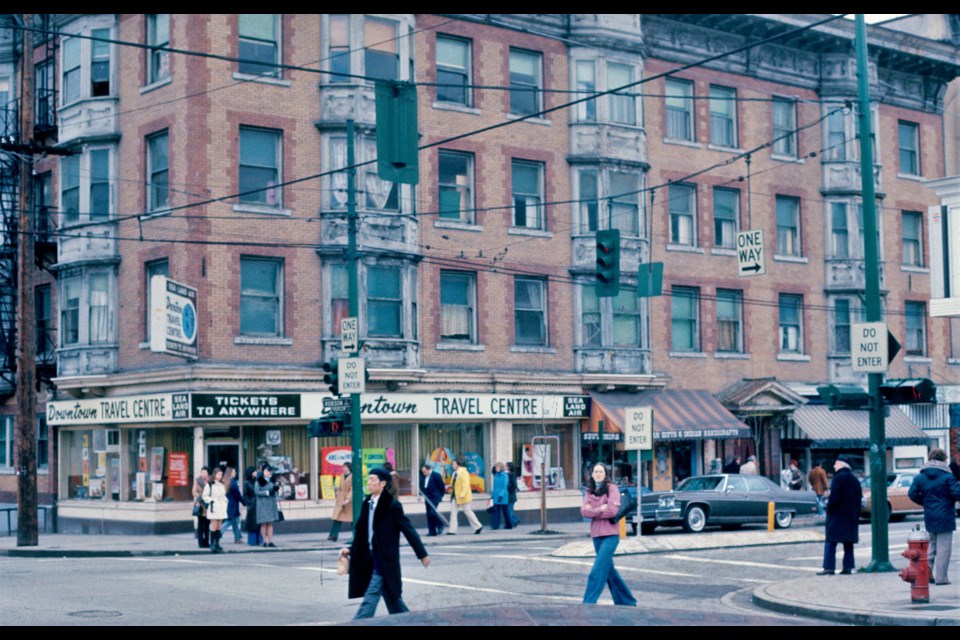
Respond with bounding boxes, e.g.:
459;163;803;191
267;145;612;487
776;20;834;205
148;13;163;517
448;457;483;535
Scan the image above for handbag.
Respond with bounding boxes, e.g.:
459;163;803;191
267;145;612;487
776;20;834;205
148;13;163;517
609;490;636;525
337;549;350;575
192;501;203;517
485;498;494;513
277;510;285;522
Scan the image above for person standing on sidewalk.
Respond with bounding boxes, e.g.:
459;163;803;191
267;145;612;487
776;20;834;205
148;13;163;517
788;460;804;491
223;467;245;544
255;464;280;547
818;454;862;576
202;467;228;553
505;461;520;528
908;448;960;586
192;466;210;549
448;457;482;535
346;468;430;619
420;462;446;536
243;466;262;546
489;462;512;529
328;462;353;542
808;460;828;516
581;463;637;606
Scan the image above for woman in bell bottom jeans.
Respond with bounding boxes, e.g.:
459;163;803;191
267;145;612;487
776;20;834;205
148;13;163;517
581;463;637;606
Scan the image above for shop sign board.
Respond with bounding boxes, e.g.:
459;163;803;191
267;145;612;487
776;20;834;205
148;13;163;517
624;406;653;451
46;393;180;426
191;393;301;419
322;395;352;416
150;276;199;359
305;393;592;421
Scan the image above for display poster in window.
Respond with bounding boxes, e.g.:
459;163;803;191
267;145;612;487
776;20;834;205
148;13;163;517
138;430;148;472
88;478;103;499
361;448;387;494
321;446;352;476
295;484;308;500
110;457;121;499
461;452;486;493
136;471;146;500
168;452;189;487
320;474;337;500
427;447;455;491
151;482;164;501
96;452;106;478
150;447;165;483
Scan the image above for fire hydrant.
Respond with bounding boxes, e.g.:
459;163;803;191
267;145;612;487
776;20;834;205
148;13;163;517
899;525;930;603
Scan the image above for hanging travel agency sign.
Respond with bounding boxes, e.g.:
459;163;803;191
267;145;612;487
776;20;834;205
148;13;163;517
150;276;199;358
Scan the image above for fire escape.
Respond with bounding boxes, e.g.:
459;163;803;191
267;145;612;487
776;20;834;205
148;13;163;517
0;15;58;403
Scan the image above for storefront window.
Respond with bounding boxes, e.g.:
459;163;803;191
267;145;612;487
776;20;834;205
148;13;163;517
512;423;576;491
62;429;121;501
419;423;485;490
125;428;194;502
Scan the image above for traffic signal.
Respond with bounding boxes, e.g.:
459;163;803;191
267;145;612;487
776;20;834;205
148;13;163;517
879;378;936;405
322;360;340;395
306;417;348;437
375;81;419;185
817;384;870;410
596;229;620;297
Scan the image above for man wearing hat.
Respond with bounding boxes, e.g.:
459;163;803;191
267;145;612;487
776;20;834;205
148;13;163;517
908;448;960;586
346;467;430;619
818;454;862;575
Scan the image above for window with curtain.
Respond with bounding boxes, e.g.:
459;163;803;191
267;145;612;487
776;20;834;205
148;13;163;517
438;150;473;222
367;265;402;337
581;285;601;348
365;17;399;81
612;289;639;347
148;14;170;84
905;301;926;356
145;259;169;341
61;277;80;346
709;85;736;148
90;28;110;96
716;289;742;353
833;299;851;354
512;160;544;230
579;170;599;233
440;271;476;343
772;98;797;157
669;183;695;246
147;131;169;212
608;62;635;125
778;294;803;353
436;35;471;105
576;60;596;122
665;78;693;141
831;202;849;259
88;273;110;344
901;211;922;267
328;15;350;82
61;155;80;224
609;172;639;236
671;286;699;352
713;188;738;248
240;257;283;336
238;14;279;77
898;121;919;175
62;37;81;104
239;127;281;206
331;263;348;337
89;149;110;220
514;277;546;346
776;195;801;256
826;108;847;160
509;49;542;115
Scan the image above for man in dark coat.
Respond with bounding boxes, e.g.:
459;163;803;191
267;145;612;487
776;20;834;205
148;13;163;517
722;456;741;474
348;468;430;619
818;454;862;575
420;463;447;536
908;448;960;586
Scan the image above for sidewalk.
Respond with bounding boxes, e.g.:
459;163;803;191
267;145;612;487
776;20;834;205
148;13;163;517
2;523;957;626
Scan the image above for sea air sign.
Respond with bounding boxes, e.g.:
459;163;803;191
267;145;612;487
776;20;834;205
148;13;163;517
150;276;199;358
47;393;186;426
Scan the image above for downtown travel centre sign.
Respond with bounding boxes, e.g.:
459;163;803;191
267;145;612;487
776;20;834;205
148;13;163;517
46;392;591;426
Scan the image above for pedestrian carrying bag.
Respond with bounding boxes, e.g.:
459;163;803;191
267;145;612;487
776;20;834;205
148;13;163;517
609;490;636;525
337;549;350;575
192;501;203;517
277;510;285;522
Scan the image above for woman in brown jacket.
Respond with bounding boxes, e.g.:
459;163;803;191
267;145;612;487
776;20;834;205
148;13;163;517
328;462;353;542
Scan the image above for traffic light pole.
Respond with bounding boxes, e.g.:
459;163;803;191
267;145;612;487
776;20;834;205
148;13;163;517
346;120;365;521
855;15;893;573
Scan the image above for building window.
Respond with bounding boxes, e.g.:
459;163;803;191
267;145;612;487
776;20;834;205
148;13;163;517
34;59;55;130
612;290;640;348
776;195;801;257
832;298;855;354
778;294;803;354
905;301;926;356
716;289;742;353
330;263;349;337
830;202;850;259
669;183;696;246
0;416;11;469
608;62;635;126
238;14;279;77
709;85;736;148
440;271;476;343
328;15;350;82
581;286;601;348
90;28;111;96
579;170;599;234
772;98;797;157
88;273;110;344
37;416;48;470
575;60;596;122
35;285;52;360
330;135;400;212
147;131;169;212
61;155;80;224
438;150;473;223
60;148;114;226
239;127;281;207
436;35;471;106
610;172;640;237
512;160;544;230
950;318;960;360
89;149;110;220
515;277;547;346
365;17;400;81
671;286;700;352
61;277;80;346
826;107;847;160
509;49;542;116
145;259;169;341
898;121;919;176
62;37;81;104
902;211;923;267
713;188;739;248
367;265;402;338
147;14;170;84
665;78;694;141
240;257;283;336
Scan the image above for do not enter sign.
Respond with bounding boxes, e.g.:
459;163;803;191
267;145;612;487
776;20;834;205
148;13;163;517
851;322;888;373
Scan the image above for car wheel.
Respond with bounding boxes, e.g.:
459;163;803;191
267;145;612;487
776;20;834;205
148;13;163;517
640;523;657;535
774;511;793;529
682;505;707;533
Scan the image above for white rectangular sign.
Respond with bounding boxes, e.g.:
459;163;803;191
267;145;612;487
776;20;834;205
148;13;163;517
341;317;358;354
150;276;198;358
851;321;888;372
339;357;366;394
736;229;765;277
624;406;653;451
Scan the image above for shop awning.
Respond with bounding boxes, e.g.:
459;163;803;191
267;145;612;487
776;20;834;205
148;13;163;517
585;390;751;441
784;404;932;448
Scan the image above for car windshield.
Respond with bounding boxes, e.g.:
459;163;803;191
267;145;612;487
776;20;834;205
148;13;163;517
860;474;897;488
676;476;723;492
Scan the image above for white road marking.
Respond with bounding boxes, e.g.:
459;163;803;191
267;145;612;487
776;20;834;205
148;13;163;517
431;551;702;578
664;554;822;573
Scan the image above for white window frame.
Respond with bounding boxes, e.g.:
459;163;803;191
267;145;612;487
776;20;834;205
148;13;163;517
512;159;545;230
239;256;284;337
0;416;12;469
709;85;737;148
898;120;920;176
575;60;596;122
323;15;414;85
901;210;923;267
904;301;926;356
578;169;599;234
831;297;863;355
366;263;404;338
237;14;280;79
669;183;697;246
60;20;115;106
439;270;477;343
665;78;694;142
436;35;472;107
772;97;797;158
147;14;170;85
607;61;636;126
778;293;804;354
238;126;282;209
437;150;474;224
715;288;743;353
144;259;169;342
60;270;115;348
509;48;543;116
713;187;739;249
60;146;115;226
328;134;408;214
146;130;169;213
775;195;801;257
609;171;640;237
671;286;701;352
514;276;547;346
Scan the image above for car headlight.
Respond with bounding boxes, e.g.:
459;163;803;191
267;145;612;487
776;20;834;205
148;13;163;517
658;496;675;508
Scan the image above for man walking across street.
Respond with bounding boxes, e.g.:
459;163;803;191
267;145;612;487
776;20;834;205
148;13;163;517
346;468;430;619
808;460;828;516
818;454;862;575
420;462;447;536
448;457;482;535
908;448;960;586
788;459;804;491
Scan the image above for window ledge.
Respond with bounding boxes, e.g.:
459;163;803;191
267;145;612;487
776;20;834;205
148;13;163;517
231;72;291;87
666;244;704;254
707;143;742;154
711;247;737;256
234;336;293;346
139;341;149;350
434;220;482;233
139;76;172;95
231;204;291;216
139;208;171;221
903;356;932;364
435;343;485;351
508;227;552;239
510;346;556;354
713;352;750;359
668;351;707;358
506;114;551;126
776;353;811;362
432;101;480;115
900;265;928;274
896;172;924;182
947;358;960;365
770;153;802;163
663;138;701;149
773;254;808;264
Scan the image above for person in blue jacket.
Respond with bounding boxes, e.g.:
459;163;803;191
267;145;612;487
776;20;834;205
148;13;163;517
489;462;512;529
908;448;960;586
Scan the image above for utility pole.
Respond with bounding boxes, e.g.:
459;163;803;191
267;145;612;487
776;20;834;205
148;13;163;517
346;120;364;520
15;14;38;547
854;14;893;573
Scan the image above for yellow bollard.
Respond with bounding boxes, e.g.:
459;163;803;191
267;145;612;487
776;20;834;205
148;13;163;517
767;501;775;531
619;517;627;539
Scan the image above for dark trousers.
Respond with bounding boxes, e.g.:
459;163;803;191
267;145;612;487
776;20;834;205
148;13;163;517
490;504;512;529
425;501;444;535
197;516;210;548
823;541;855;572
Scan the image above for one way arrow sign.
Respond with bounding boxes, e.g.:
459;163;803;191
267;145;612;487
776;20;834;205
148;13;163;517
736;229;766;277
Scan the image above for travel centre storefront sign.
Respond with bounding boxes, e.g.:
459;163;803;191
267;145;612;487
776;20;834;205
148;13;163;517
47;392;590;426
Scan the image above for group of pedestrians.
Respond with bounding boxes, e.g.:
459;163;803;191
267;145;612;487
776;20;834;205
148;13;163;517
192;462;284;552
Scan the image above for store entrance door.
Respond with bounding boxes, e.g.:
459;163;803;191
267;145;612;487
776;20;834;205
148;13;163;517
207;443;240;472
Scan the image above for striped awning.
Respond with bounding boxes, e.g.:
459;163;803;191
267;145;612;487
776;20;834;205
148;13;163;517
785;404;931;448
585;390;751;441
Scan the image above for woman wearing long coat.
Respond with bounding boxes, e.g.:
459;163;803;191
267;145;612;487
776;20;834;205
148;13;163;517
328;462;353;542
819;455;862;575
255;464;280;547
243;466;261;546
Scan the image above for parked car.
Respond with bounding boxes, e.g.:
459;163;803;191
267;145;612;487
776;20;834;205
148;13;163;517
637;474;818;534
858;472;922;521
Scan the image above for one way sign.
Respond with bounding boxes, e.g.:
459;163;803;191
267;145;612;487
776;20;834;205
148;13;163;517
736;229;766;277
